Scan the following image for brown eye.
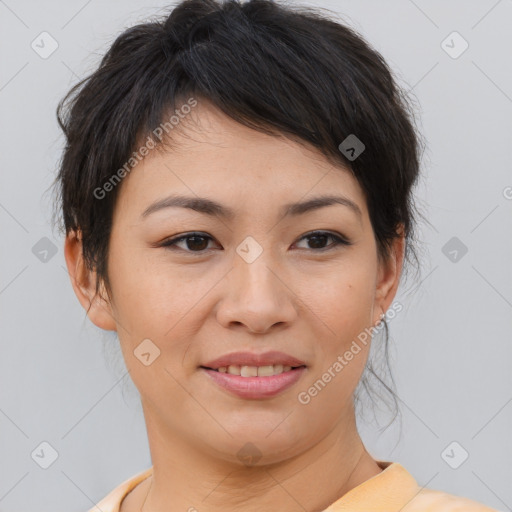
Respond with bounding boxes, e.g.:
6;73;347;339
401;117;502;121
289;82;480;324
160;233;217;253
159;230;351;254
294;231;351;251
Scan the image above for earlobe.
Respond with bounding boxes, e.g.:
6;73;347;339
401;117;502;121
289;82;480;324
63;230;117;331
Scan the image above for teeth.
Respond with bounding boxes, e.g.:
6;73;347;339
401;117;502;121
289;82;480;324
241;366;258;377
258;365;278;377
227;365;240;375
272;364;284;375
216;364;297;377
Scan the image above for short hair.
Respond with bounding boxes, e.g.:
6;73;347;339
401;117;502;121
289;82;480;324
52;0;426;425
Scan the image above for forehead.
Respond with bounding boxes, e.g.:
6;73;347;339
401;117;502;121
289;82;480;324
113;102;367;222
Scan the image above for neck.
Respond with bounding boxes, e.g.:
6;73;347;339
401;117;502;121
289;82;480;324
132;401;382;512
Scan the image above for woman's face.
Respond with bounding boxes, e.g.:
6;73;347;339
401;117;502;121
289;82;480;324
68;102;403;465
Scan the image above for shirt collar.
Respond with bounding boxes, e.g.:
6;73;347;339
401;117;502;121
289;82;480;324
322;460;421;511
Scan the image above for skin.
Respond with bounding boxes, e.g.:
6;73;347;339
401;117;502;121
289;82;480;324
65;100;405;512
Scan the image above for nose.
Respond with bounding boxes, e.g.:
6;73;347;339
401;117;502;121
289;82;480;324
215;250;298;334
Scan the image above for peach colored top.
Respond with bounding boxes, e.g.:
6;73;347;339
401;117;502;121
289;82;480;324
88;461;498;511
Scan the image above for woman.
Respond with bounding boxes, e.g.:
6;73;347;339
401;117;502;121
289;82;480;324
54;0;498;510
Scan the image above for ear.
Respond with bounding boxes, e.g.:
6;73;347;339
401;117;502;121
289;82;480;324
373;224;405;325
64;230;117;331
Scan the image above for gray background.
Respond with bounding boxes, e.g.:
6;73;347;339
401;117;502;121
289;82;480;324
1;0;511;511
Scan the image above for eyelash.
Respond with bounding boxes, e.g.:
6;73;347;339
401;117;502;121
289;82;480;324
159;230;352;254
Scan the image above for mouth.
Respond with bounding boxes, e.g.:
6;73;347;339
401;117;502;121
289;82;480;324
199;363;307;399
199;351;308;399
200;364;306;377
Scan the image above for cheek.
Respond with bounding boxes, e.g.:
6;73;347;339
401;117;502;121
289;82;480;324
107;244;216;389
107;242;188;335
301;258;377;344
296;258;376;410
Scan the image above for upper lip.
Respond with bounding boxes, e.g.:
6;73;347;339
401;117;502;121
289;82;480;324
201;351;307;370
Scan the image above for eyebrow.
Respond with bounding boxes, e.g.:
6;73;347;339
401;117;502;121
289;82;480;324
140;193;363;223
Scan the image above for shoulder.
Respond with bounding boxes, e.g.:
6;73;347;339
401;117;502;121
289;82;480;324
323;461;499;512
402;487;500;512
86;467;153;512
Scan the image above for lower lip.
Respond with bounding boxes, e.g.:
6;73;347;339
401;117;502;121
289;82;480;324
201;367;306;399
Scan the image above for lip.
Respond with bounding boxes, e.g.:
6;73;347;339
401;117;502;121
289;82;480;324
201;351;307;370
201;366;307;399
